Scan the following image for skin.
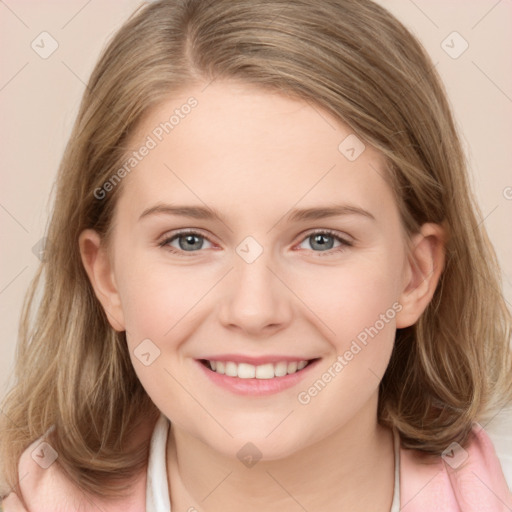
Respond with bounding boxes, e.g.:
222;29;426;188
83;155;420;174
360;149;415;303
80;81;445;511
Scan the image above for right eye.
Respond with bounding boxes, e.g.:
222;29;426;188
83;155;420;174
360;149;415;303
159;230;215;255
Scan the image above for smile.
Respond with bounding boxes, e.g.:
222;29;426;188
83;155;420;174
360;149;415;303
196;357;320;396
201;359;311;379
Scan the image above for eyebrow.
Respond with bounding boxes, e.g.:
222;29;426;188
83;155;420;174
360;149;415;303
138;203;375;223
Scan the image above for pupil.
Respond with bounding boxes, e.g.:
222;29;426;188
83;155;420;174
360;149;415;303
312;234;333;251
180;234;203;251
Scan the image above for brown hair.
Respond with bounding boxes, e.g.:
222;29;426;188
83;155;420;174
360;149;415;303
1;0;511;500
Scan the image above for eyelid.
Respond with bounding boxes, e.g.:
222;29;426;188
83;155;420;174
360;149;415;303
159;227;212;239
158;228;217;247
296;227;354;245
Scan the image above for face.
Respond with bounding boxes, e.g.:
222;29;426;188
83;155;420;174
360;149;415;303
81;81;435;461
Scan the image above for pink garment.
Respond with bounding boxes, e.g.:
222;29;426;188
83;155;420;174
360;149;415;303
400;424;512;511
2;423;511;511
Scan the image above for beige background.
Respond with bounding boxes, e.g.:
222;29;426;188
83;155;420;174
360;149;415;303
1;0;511;475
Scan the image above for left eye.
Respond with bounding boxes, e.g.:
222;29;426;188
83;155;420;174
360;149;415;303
159;229;351;256
296;230;352;255
160;231;214;252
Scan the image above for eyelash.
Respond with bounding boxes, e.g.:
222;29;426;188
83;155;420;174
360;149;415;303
158;229;353;257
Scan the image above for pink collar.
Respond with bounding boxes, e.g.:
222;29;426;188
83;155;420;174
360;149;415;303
3;421;511;511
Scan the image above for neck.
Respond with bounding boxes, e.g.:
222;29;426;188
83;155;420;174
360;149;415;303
166;395;395;512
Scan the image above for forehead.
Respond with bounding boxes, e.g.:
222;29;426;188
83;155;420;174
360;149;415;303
116;81;395;224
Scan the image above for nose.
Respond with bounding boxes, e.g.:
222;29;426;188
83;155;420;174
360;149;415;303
217;247;293;337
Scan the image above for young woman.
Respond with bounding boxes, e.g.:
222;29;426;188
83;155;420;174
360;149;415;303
1;0;511;510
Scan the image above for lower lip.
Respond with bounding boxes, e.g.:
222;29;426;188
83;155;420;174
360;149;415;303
196;359;320;396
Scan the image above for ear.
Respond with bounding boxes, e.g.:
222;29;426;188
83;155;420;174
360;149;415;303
78;229;126;331
395;222;446;329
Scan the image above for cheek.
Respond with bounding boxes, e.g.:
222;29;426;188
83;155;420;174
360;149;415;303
117;259;203;343
116;261;204;422
295;258;402;344
293;265;400;427
291;253;402;407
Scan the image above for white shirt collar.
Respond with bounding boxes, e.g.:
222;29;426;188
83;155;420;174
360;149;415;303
146;413;171;511
146;413;401;511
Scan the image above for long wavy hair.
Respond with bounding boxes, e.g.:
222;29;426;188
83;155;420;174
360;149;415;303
1;0;511;500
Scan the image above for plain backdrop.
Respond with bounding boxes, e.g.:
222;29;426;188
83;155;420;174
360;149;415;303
1;0;511;479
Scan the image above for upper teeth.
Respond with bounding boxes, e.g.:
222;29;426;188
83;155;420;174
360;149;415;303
209;360;309;379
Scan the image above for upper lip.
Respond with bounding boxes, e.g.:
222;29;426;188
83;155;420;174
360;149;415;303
198;354;317;365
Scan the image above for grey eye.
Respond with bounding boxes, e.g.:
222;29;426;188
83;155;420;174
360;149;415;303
299;233;341;252
166;232;214;252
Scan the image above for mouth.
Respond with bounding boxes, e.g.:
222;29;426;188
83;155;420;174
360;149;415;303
196;357;320;396
198;358;317;379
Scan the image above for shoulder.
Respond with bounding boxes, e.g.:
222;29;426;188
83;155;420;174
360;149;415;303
1;434;80;512
399;423;512;511
2;430;148;512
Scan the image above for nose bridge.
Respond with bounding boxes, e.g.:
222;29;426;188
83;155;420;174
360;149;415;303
218;234;292;333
